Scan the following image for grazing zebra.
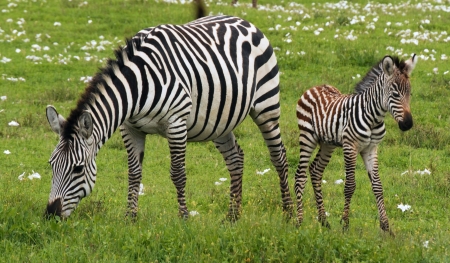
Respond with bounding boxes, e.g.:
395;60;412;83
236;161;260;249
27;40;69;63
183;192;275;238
45;15;293;220
295;54;417;235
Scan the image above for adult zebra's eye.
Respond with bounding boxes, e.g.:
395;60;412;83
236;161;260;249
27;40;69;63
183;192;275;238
73;165;84;174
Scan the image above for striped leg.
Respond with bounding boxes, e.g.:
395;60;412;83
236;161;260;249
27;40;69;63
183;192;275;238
167;119;189;218
251;114;293;218
213;132;244;221
341;142;357;231
121;124;146;218
295;130;318;226
361;145;394;236
309;144;335;228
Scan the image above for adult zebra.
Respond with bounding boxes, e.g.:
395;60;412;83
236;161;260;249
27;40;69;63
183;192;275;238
295;54;417;235
45;15;294;220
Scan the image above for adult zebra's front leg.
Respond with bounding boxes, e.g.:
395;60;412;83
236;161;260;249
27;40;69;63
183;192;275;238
167;119;189;218
121;124;147;218
361;145;394;236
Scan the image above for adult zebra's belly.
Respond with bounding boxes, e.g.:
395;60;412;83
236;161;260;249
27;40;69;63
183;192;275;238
185;107;249;142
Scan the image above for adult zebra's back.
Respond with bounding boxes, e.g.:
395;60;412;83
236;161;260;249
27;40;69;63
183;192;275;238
44;15;293;220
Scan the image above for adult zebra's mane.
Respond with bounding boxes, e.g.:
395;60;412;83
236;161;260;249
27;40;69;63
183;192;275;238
354;56;406;94
61;37;143;141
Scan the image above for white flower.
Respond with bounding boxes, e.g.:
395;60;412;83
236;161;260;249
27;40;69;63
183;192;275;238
88;20;92;24
4;150;11;154
433;68;439;74
397;203;411;212
18;172;25;181
415;169;431;175
256;168;271;175
0;57;12;63
189;210;199;216
219;178;227;182
1;96;6;101
28;171;41;180
138;183;145;195
53;22;61;26
8;121;19;126
15;49;21;53
423;240;429;248
214;181;222;186
322;180;327;184
335;179;344;185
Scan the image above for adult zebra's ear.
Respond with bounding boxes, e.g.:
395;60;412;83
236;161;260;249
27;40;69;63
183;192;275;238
382;56;395;76
46;105;66;135
78;111;93;140
404;53;418;76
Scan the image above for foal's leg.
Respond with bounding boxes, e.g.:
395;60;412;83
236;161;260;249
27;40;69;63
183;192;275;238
341;142;358;231
361;145;394;236
309;143;336;228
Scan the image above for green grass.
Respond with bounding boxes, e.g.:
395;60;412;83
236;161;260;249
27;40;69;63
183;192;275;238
1;0;450;261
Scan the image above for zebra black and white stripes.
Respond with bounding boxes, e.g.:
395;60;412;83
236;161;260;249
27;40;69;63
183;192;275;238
295;54;417;235
45;15;293;220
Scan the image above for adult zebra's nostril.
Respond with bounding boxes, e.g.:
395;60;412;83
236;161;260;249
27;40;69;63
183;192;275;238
44;198;62;219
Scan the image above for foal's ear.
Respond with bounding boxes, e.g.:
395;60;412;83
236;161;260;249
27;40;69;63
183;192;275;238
46;105;66;135
404;53;418;76
382;56;395;76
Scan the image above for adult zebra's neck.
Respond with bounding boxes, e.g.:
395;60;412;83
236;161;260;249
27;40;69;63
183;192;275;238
63;38;146;149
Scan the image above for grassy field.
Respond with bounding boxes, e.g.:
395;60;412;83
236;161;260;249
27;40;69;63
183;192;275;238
1;0;450;261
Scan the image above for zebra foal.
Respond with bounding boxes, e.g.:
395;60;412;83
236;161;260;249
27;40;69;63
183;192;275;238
295;54;417;235
44;15;293;221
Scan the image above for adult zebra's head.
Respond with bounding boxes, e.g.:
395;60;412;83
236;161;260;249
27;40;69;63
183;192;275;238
45;105;97;219
382;54;417;131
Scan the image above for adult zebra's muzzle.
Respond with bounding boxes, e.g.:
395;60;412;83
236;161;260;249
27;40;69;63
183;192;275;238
398;112;413;131
44;198;62;219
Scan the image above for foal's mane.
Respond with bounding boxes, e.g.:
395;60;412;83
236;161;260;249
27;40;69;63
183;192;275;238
354;56;407;94
61;37;143;140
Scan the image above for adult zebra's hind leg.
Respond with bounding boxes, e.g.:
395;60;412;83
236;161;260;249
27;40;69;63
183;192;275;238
309;144;336;228
121;124;147;219
213;132;244;221
250;111;294;218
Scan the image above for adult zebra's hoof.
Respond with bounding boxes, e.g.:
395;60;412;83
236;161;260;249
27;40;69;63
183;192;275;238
380;222;395;237
340;218;349;232
226;212;240;223
125;211;138;223
283;204;294;221
179;210;189;220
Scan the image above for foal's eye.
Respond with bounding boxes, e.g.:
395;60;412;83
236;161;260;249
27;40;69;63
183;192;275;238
392;91;401;98
73;165;84;174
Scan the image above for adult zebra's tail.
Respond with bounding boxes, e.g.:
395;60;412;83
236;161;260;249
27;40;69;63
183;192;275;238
194;0;207;18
